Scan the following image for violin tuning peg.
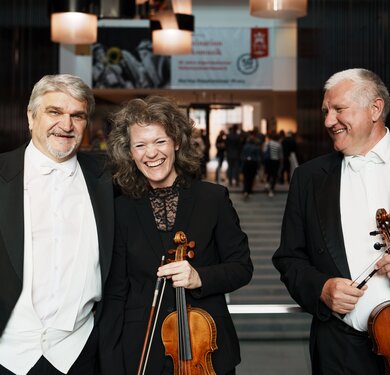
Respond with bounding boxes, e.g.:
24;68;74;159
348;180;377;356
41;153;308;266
167;249;176;254
374;242;386;250
188;241;195;249
370;230;381;236
187;250;195;259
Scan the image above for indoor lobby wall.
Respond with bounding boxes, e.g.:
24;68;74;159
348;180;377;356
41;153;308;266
0;0;58;152
67;0;298;143
297;0;390;162
5;1;389;158
0;0;296;153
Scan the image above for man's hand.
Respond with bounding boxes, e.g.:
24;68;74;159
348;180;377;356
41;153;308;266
157;261;202;289
320;277;366;314
376;253;390;279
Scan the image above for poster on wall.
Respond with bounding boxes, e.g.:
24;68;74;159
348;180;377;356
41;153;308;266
92;27;272;89
92;28;171;89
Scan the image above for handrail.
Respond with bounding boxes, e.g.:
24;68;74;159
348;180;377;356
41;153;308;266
228;304;304;314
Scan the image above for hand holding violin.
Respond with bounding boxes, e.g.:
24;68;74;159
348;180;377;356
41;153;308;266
375;253;390;279
157;261;202;289
320;277;367;314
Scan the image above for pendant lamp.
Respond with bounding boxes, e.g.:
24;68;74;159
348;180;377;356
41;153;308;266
151;0;194;55
250;0;307;19
50;0;98;44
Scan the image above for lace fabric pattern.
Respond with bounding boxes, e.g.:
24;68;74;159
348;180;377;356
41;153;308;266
148;180;180;232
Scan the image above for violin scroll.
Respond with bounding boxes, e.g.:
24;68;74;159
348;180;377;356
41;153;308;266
374;208;390;252
167;231;195;261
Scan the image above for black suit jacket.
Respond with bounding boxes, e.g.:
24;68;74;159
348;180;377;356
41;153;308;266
272;151;352;364
100;179;253;375
0;144;114;335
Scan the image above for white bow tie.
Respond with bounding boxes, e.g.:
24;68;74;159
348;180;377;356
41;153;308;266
39;163;74;176
348;153;383;172
40;165;55;175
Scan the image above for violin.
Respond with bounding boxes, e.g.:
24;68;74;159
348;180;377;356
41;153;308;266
161;231;218;375
367;209;390;373
368;300;390;373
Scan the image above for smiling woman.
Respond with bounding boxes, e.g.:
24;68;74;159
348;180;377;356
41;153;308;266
100;95;253;375
107;96;202;198
129;123;179;189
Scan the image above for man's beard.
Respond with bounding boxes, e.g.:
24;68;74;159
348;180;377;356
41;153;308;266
46;135;81;160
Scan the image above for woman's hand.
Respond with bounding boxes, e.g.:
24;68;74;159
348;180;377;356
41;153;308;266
157;261;202;289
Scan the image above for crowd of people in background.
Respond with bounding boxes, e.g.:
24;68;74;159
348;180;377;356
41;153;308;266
211;125;299;199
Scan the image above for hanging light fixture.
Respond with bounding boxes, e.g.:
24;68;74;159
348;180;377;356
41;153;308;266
135;0;149;19
249;0;307;19
151;0;194;55
50;0;99;44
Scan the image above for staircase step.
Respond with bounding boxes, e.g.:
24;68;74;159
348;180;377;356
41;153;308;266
223;189;310;339
231;314;311;340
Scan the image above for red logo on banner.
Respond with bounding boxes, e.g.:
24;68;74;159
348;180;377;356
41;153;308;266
251;28;268;58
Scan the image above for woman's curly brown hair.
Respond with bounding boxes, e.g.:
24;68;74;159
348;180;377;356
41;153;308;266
108;95;202;198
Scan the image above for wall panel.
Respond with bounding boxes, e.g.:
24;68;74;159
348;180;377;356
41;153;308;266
297;0;390;161
0;0;58;152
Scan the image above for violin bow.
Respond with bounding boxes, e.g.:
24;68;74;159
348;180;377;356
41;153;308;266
354;209;390;289
137;256;166;375
340;208;390;319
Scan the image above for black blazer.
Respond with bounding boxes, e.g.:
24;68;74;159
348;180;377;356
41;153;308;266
0;144;115;335
272;151;350;364
100;179;253;375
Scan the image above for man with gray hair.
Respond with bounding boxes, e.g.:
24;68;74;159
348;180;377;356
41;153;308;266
273;68;390;374
0;74;114;374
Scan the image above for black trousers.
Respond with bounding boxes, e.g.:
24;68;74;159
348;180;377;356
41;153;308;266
0;326;98;375
314;316;385;375
242;160;258;194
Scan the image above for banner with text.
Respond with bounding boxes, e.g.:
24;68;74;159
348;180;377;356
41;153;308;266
171;27;273;89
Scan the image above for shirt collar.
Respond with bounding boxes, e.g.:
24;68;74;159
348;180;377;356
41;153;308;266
26;141;77;177
370;127;390;163
344;128;390;168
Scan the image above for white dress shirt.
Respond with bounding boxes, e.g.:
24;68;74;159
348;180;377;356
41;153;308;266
0;141;100;374
340;129;390;331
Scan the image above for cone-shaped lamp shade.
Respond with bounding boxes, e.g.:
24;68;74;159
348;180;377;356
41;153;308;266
151;10;194;55
152;29;192;55
50;0;98;44
51;12;97;44
250;0;307;19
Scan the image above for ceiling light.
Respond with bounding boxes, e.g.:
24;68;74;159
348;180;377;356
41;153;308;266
50;0;98;44
250;0;307;19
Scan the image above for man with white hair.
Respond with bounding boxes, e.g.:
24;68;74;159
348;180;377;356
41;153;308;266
0;74;114;374
273;68;390;374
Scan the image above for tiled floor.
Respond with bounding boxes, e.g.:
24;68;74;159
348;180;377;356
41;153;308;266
237;339;311;374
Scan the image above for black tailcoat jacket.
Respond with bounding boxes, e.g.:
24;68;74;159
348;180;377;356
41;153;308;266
272;151;354;367
0;144;115;336
100;179;253;375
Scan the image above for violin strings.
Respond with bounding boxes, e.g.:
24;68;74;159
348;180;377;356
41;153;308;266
176;247;186;374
